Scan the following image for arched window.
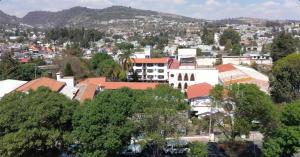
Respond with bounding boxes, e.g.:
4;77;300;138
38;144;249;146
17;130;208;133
184;83;188;89
184;73;188;81
178;74;182;81
170;83;174;87
178;83;182;89
190;74;195;81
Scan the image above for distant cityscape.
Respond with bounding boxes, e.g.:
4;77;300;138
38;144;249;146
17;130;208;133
0;5;300;157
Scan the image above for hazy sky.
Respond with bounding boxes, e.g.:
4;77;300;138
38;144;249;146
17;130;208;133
1;0;300;20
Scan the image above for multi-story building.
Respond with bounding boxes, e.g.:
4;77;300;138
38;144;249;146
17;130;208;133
129;58;169;82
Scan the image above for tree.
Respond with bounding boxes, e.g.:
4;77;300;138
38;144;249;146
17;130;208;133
72;88;137;157
210;84;277;143
64;62;74;76
201;27;214;45
271;32;296;62
16;63;42;81
136;85;189;156
224;40;233;52
231;43;242;55
188;142;208;157
196;48;202;57
270;53;300;103
262;101;300;157
219;28;241;46
0;87;77;157
0;52;19;80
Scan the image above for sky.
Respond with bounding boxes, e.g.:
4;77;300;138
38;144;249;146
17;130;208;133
0;0;300;20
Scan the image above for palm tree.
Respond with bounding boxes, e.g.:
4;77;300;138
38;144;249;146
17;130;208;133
119;49;134;71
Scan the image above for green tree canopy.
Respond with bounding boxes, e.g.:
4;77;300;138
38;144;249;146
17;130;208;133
188;142;208;157
210;84;277;142
0;87;78;157
201;27;214;45
72;88;138;157
271;32;296;62
270;53;300;103
262;101;300;157
219;28;241;46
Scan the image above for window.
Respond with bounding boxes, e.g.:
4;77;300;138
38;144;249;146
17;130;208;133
147;75;154;79
158;75;164;79
158;69;164;73
158;63;164;67
135;69;142;73
147;63;154;67
184;74;188;81
178;74;182;81
136;63;142;67
170;74;174;77
184;83;188;89
147;69;154;73
170;83;174;87
190;74;195;81
178;83;182;89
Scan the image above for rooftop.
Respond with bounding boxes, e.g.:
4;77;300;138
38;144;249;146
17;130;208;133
132;57;169;64
187;83;212;100
17;77;66;92
0;80;27;98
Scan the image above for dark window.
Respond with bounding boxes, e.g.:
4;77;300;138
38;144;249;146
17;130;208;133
178;74;182;81
147;75;154;79
147;69;154;73
184;74;188;81
184;83;188;89
158;69;164;73
135;69;142;73
147;63;154;67
178;83;182;89
171;83;174;87
158;63;164;67
190;74;195;81
170;74;174;77
158;75;164;79
136;63;142;67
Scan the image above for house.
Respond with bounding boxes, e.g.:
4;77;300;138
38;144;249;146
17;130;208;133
17;74;79;100
0;80;28;99
187;83;214;117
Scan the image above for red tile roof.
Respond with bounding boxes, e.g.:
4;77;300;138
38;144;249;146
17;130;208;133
169;59;180;69
100;82;158;90
80;77;107;85
187;83;213;99
132;57;169;64
17;77;65;92
76;83;98;103
216;64;237;72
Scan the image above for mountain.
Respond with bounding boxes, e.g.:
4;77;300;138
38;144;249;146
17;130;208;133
21;6;200;28
0;10;20;24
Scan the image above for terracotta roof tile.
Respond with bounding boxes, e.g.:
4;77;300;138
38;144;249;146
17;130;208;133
132;57;169;64
80;77;107;85
217;64;237;72
187;83;213;99
101;82;158;90
76;83;98;103
17;77;65;92
169;59;180;69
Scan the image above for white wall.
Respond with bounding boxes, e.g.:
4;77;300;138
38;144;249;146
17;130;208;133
168;68;219;90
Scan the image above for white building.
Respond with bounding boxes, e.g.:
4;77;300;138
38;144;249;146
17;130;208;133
0;80;27;99
129;58;169;82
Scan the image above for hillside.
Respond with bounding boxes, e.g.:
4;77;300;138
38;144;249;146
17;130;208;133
0;10;20;24
21;6;200;28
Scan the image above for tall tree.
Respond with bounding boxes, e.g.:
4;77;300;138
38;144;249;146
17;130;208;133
72;88;137;157
64;62;74;76
271;32;296;62
201;27;214;45
0;87;77;157
270;53;300;103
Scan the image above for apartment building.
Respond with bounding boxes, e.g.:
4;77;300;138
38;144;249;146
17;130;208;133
129;58;169;82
